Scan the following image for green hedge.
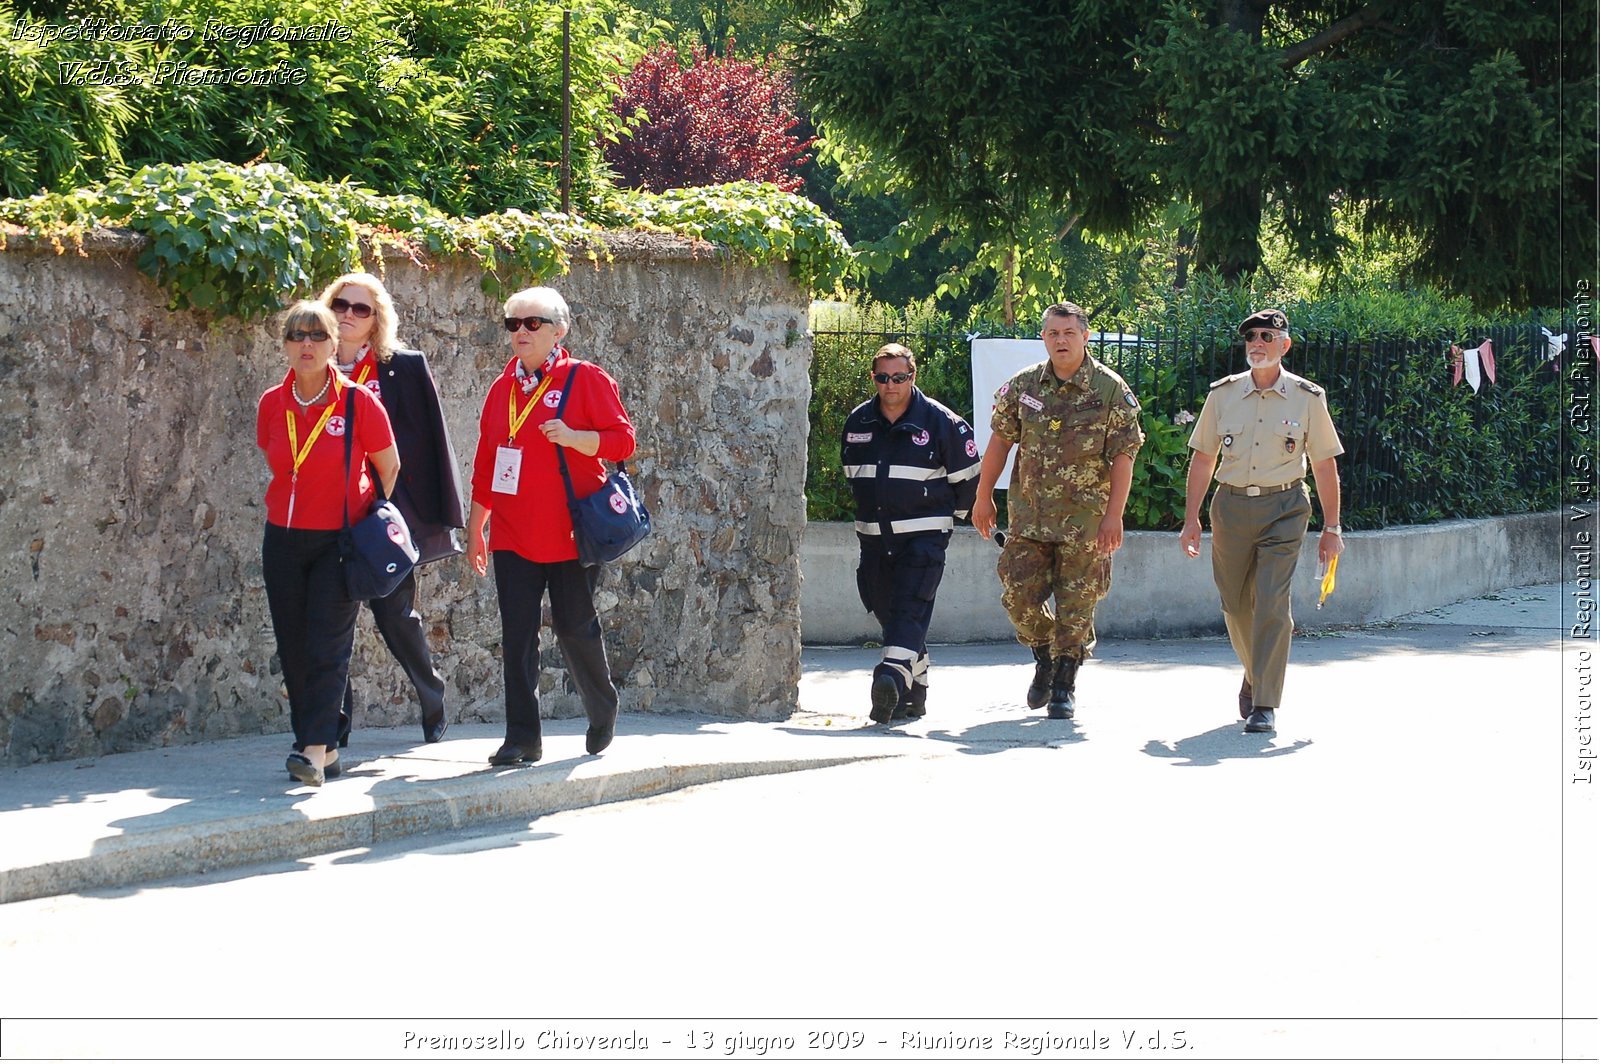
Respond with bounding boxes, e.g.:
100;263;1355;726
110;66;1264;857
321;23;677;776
807;302;1568;531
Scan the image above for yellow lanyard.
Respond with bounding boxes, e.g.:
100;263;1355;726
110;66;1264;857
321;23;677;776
285;392;338;478
507;371;556;444
353;362;372;386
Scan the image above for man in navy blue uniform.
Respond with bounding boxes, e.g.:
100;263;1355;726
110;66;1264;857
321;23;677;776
842;343;982;724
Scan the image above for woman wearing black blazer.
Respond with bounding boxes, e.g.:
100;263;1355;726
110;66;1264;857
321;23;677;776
319;272;466;745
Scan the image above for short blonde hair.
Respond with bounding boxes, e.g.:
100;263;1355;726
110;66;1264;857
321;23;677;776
281;300;338;342
318;272;401;362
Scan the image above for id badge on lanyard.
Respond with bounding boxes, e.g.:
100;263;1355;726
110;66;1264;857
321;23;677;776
496;369;555;494
493;445;523;494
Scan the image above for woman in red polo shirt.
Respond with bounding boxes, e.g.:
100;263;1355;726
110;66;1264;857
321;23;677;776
257;301;400;787
466;286;636;766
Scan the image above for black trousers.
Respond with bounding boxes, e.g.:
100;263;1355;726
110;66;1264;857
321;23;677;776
856;532;949;688
492;551;618;747
341;568;446;738
262;524;361;750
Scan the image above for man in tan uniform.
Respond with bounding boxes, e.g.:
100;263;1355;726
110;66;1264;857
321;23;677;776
1179;309;1345;733
974;302;1144;719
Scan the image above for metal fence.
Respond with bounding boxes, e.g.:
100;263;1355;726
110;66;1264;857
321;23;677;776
809;319;1573;529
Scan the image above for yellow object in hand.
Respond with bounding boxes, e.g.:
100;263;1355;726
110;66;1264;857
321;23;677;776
1316;554;1339;610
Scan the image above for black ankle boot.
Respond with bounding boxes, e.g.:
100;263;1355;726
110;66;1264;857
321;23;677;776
1026;645;1053;709
1046;657;1078;719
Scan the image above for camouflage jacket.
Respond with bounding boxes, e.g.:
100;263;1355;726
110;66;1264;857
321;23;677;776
990;357;1144;542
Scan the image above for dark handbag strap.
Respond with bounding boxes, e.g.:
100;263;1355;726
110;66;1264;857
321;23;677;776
340;381;389;532
552;361;583;507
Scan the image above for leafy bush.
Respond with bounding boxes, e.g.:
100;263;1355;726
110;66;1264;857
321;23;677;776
603;181;850;292
1;161;849;317
606;44;813;194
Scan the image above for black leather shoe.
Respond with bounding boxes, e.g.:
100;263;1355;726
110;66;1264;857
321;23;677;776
488;741;542;765
1025;645;1053;709
285;752;324;787
1046;657;1078;720
423;716;448;744
1244;707;1276;733
585;723;614;755
869;667;901;725
1239;678;1254;720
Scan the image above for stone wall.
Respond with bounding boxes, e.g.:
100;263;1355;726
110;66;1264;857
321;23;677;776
0;232;811;764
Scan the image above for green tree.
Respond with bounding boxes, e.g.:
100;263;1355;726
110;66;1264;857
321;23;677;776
1;0;634;216
791;0;1595;310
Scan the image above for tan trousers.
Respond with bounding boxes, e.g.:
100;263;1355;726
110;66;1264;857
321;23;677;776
1208;485;1311;708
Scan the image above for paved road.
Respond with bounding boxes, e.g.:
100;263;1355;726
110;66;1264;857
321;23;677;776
0;584;1590;1062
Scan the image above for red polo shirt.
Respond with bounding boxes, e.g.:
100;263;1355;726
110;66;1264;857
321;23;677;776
257;370;396;529
470;350;636;563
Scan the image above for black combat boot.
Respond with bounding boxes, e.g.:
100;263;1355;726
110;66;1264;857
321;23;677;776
905;682;927;720
1046;657;1078;720
1025;644;1054;709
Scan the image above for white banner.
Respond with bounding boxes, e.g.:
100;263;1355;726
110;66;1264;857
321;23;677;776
969;337;1046;490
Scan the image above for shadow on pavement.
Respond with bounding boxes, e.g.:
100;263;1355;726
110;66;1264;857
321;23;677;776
1141;724;1313;766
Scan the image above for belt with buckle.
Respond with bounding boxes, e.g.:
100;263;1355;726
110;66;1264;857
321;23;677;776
1224;481;1301;497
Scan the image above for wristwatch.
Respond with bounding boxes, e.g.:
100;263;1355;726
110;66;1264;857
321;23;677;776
1324;525;1342;535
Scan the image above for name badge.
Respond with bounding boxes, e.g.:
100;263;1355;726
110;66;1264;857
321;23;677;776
493;445;523;494
1019;393;1044;411
846;432;873;443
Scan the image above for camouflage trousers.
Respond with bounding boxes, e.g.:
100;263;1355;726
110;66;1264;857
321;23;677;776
997;533;1112;660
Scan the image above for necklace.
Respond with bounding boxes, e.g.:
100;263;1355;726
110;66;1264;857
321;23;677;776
292;371;331;408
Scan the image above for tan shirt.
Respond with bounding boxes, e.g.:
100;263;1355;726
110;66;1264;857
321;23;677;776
1188;368;1343;487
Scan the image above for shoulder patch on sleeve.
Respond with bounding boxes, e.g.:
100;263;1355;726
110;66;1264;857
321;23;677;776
1123;391;1139;408
1297;380;1324;396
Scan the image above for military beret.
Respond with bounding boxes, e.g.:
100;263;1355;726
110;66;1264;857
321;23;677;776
1239;308;1289;335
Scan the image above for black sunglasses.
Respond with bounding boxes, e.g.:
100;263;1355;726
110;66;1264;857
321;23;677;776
1243;329;1283;343
285;329;330;342
873;371;914;384
504;315;555;333
329;297;374;319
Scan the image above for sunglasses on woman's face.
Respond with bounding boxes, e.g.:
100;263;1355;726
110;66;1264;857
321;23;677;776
329;297;373;319
504;315;555;333
285;329;331;342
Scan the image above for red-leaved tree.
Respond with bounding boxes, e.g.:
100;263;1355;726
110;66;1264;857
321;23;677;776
607;45;813;193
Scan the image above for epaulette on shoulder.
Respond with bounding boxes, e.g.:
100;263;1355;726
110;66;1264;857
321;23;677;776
1209;372;1244;389
1297;379;1324;396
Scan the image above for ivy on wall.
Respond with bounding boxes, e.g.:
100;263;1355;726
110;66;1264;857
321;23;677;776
0;161;851;319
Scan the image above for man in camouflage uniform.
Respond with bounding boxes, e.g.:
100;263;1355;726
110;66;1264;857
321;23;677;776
1179;309;1345;734
973;302;1145;718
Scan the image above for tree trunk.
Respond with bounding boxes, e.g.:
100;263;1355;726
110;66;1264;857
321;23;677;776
1194;183;1264;283
1002;246;1015;328
1195;0;1270;283
1173;225;1196;291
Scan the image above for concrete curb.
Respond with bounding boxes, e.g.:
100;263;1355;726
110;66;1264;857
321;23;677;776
0;755;886;904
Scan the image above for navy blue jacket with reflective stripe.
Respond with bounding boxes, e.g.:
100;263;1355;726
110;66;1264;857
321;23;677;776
840;388;982;537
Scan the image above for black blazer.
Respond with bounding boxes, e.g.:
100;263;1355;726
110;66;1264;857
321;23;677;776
373;349;466;563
